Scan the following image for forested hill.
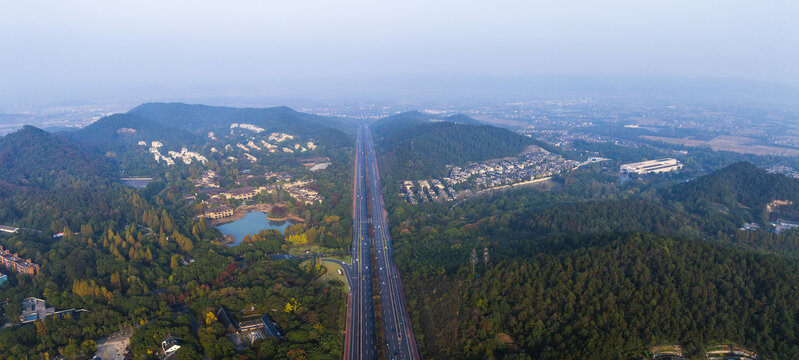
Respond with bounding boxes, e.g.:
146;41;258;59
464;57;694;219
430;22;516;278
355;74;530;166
372;110;482;136
376;121;534;181
663;161;799;222
667;161;799;207
128;102;355;144
391;162;799;359
66;113;198;150
0;125;115;190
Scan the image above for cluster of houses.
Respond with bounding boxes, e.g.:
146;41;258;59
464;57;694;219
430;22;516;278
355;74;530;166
400;153;581;205
0;245;40;276
194;171;322;219
143;140;211;166
646;344;757;360
167;148;208;165
220;129;316;162
138;127;318;168
282;180;323;204
400;179;457;204
448;153;579;189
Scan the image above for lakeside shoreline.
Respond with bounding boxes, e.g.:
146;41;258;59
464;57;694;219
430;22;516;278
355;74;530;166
212;203;304;246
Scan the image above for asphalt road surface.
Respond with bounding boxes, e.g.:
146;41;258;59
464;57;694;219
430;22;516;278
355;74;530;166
346;125;377;359
363;125;420;360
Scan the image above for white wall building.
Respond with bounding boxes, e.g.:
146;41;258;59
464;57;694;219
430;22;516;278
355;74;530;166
620;158;683;174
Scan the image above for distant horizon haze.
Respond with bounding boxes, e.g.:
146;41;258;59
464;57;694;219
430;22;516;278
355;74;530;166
1;1;797;109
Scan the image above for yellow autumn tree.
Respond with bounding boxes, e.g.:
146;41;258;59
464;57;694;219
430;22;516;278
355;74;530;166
286;233;307;245
205;311;217;325
323;215;340;223
284;297;300;313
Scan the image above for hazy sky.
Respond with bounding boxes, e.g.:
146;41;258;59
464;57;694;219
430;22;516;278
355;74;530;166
1;0;797;107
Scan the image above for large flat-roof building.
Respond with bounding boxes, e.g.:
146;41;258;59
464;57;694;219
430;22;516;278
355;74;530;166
18;297;85;323
0;225;19;233
620;158;683;175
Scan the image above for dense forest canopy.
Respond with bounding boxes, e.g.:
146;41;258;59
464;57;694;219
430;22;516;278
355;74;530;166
389;161;799;359
0;104;355;359
0;126;116;190
66;113;199;150
128;103;356;141
376;121;535;181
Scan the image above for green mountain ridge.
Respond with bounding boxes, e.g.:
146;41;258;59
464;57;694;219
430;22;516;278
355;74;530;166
129;102;355;143
377;121;535;181
66;113;198;150
0;125;116;190
372;110;482;136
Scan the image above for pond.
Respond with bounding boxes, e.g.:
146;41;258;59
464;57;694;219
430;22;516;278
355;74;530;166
215;211;295;246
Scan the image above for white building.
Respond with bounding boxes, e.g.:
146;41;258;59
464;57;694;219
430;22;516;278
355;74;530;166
620;158;683;174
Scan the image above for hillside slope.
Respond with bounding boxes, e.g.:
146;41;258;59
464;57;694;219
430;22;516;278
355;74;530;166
0;126;115;190
67;113;198;150
377;121;534;181
128;103;355;145
663;161;799;226
393;162;799;359
372;110;481;137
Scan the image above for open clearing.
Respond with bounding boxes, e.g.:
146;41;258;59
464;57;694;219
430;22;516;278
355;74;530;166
641;135;799;156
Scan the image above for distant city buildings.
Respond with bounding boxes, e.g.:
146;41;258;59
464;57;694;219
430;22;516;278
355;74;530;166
620;158;683;175
0;245;40;275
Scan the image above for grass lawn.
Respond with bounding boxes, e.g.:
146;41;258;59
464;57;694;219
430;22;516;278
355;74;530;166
307;259;349;290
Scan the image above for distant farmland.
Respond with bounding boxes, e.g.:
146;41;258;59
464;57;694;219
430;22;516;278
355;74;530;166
641;135;799;156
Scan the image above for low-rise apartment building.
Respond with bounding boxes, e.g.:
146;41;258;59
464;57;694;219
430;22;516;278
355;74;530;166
202;205;234;219
0;245;40;275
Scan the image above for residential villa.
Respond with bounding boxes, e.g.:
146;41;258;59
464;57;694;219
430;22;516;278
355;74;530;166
201;205;234;219
224;187;259;200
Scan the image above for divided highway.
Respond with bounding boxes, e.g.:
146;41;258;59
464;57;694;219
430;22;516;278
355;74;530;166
363;126;419;360
346;126;377;360
344;125;419;360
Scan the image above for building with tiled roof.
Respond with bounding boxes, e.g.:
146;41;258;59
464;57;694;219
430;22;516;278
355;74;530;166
0;245;39;275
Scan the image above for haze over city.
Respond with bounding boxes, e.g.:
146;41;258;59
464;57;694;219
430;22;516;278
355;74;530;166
1;0;798;109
